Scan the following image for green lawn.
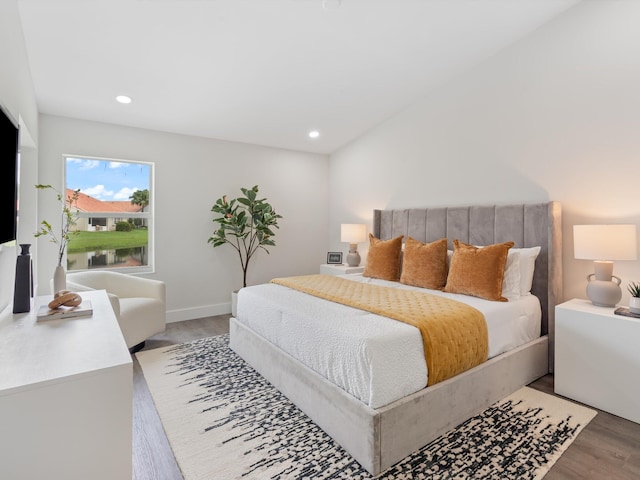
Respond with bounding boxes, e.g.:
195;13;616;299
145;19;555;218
68;229;148;253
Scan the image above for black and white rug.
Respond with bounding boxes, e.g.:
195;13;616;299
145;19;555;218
136;335;596;480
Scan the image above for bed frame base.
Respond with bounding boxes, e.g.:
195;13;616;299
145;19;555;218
230;317;549;476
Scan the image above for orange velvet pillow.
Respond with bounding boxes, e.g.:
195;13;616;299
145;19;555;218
443;240;515;302
400;237;448;290
363;234;403;281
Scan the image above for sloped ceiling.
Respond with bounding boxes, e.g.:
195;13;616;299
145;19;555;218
18;0;579;154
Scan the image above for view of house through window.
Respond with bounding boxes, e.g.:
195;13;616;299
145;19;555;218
65;155;153;272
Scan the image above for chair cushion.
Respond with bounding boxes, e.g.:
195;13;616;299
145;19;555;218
66;281;121;317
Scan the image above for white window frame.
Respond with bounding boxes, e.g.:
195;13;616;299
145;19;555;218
64;154;155;274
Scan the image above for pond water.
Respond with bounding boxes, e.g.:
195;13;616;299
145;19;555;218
67;246;148;271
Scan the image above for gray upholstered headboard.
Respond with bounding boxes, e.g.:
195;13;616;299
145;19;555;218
373;202;562;370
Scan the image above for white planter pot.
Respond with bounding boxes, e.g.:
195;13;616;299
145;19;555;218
629;296;640;314
231;290;239;318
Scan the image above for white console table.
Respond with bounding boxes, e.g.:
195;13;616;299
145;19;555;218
555;298;640;424
0;289;132;480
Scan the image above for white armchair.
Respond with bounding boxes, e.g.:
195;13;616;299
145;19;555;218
65;271;166;352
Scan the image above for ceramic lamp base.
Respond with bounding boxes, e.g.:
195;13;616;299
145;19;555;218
346;244;361;267
586;280;621;307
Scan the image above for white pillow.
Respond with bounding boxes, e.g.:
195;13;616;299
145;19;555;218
511;246;541;295
502;251;521;300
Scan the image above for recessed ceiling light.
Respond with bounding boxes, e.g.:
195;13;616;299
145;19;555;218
308;130;320;138
116;95;132;104
322;0;342;10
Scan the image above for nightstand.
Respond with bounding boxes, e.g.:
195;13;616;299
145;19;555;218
320;264;365;276
555;298;640;423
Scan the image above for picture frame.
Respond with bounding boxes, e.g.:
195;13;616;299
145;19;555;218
327;252;343;264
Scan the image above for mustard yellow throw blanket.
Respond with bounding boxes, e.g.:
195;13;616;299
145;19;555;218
271;274;488;386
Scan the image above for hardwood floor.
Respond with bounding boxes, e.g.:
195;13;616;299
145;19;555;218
133;318;640;479
133;316;230;480
528;376;640;480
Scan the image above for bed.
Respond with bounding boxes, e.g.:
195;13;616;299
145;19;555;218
229;202;562;476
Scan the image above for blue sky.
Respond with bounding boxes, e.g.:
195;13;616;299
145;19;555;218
66;157;150;201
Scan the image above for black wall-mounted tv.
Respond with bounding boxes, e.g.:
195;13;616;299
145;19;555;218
0;104;19;245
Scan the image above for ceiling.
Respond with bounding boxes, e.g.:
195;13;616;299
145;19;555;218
17;0;579;155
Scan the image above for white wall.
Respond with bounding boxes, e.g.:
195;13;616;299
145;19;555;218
8;0;640;318
0;0;39;312
329;0;640;305
37;115;329;321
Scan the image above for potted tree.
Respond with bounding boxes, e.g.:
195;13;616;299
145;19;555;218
627;281;640;314
208;185;282;315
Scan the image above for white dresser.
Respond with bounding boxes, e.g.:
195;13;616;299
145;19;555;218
0;289;133;480
555;298;640;424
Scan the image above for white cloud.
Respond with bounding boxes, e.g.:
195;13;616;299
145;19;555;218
109;162;128;169
68;158;100;170
113;187;138;200
82;184;114;199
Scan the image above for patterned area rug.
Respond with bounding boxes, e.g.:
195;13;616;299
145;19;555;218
137;335;596;480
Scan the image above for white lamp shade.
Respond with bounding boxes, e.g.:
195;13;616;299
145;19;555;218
341;224;366;244
573;224;637;261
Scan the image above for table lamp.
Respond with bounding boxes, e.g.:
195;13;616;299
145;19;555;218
341;224;366;267
573;224;637;307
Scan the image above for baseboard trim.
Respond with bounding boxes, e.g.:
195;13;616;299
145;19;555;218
166;302;230;323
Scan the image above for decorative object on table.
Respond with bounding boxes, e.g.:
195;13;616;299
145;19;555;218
326;251;343;264
12;243;33;313
208;185;282;289
627;281;640;314
47;290;82;309
34;185;81;293
37;297;93;321
341;223;366;267
573;224;637;307
52;264;66;294
613;306;640;319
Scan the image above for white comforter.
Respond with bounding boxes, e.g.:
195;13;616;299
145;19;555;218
236;274;541;409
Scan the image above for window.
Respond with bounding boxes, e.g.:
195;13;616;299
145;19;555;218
64;155;153;273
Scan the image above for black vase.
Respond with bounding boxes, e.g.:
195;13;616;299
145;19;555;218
13;243;33;314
